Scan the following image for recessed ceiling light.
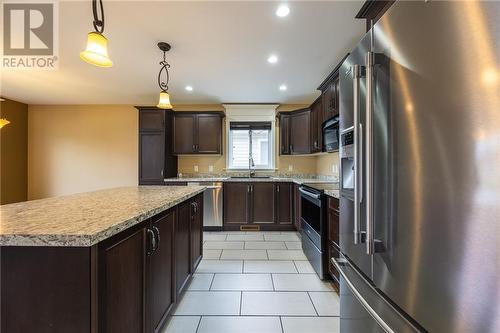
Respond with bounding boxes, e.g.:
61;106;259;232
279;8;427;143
276;5;290;17
185;86;193;91
267;55;278;64
279;84;287;91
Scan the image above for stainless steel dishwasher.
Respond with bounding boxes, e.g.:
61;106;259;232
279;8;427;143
187;182;223;229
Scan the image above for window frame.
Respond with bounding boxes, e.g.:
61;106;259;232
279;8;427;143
227;125;273;170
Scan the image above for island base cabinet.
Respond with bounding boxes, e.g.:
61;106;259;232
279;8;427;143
0;195;203;333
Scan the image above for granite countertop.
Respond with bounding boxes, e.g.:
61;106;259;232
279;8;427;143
0;186;205;247
324;189;340;199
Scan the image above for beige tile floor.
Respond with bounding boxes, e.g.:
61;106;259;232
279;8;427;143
162;231;340;333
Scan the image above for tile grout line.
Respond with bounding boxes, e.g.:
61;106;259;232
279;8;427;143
239;291;243;316
279;316;285;333
194;316;203;333
208;273;216;291
270;273;276;291
292;260;299;274
306;291;320;317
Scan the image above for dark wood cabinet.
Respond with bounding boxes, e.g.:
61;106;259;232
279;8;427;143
137;107;178;185
224;182;250;225
176;201;192;296
99;226;146;333
294;184;302;231
320;77;339;121
276;183;293;225
224;182;295;231
279;114;291;155
290;109;311;155
148;210;175;333
172;112;224;155
327;196;340;290
190;195;203;272
310;97;323;153
250;183;275;224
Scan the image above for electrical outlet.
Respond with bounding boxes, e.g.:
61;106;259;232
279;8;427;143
332;164;336;173
194;165;199;172
288;165;293;171
208;165;214;172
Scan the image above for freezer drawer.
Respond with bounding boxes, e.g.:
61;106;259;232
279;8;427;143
333;256;423;333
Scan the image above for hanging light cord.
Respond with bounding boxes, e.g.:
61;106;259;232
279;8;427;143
92;0;105;33
158;50;170;92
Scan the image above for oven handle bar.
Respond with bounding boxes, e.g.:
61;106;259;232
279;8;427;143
299;187;321;200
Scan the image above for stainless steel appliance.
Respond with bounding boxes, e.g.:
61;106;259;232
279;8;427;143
322;115;340;152
300;183;338;280
187;182;223;230
335;1;500;332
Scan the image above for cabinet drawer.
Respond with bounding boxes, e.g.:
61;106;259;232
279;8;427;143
328;243;340;291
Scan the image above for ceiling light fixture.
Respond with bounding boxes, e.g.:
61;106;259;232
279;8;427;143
156;42;173;109
267;55;278;64
279;84;287;91
185;86;193;92
276;5;290;18
80;0;113;67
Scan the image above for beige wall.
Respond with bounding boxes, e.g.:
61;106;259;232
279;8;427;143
316;152;340;177
28;105;138;199
1;98;28;204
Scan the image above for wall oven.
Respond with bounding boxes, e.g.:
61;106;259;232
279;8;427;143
322;116;340;152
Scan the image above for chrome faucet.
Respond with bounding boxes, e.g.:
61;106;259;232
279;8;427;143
249;156;255;177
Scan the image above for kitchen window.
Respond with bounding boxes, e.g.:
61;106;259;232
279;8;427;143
228;122;273;170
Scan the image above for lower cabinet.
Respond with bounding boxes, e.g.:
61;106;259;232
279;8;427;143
99;194;203;333
223;182;295;231
294;184;302;231
327;196;340;291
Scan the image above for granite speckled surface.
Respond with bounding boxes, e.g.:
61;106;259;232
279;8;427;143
324;189;340;199
165;176;337;185
0;186;205;247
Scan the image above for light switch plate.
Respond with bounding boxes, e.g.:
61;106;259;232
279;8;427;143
209;165;214;172
288;165;293;171
194;165;199;172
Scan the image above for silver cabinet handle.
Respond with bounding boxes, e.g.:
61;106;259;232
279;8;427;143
277;185;280;193
161;169;164;177
365;51;375;255
331;258;395;333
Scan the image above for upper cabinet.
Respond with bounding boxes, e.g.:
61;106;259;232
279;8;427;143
310;97;323;153
172;112;225;155
137;107;178;185
318;56;346;124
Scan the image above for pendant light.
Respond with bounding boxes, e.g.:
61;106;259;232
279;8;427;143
156;42;173;109
80;0;113;67
0;119;10;129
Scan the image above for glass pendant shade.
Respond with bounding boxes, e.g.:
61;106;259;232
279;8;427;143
80;32;113;67
157;91;173;109
0;118;10;129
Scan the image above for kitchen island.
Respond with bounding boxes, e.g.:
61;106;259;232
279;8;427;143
0;186;205;333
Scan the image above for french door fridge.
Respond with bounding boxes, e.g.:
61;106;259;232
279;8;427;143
336;1;500;332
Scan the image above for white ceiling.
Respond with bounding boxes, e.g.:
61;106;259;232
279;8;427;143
1;1;365;105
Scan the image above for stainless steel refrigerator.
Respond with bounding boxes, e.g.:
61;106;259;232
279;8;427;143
335;1;500;332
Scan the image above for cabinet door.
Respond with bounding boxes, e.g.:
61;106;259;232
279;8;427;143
250;183;275;224
140;110;165;131
99;227;146;333
224;183;250;224
190;195;203;272
280;115;290;155
139;132;165;185
196;115;222;154
175;201;192;296
313;98;324;152
310;103;320;153
294;184;302;231
328;198;340;245
149;210;175;333
172;114;195;154
276;183;293;225
290;110;311;154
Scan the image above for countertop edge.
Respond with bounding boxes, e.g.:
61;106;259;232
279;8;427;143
0;187;206;247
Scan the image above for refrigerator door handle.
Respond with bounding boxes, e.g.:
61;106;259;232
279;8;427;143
353;64;363;245
365;51;375;255
332;258;395;333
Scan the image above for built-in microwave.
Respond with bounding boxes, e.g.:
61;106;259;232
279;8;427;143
322;116;339;152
